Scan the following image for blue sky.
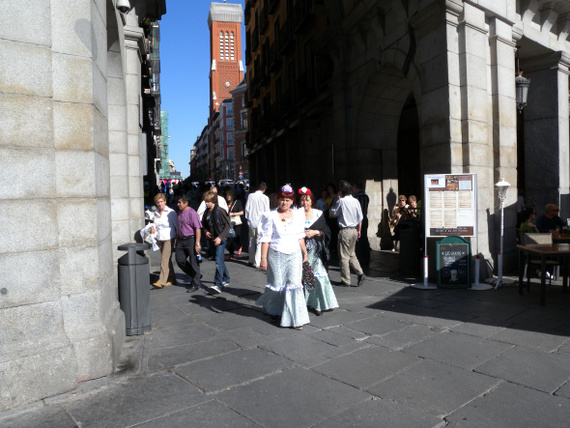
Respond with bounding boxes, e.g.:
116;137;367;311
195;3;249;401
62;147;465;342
160;0;246;178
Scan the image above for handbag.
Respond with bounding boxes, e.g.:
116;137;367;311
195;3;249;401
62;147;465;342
230;202;242;226
302;261;316;292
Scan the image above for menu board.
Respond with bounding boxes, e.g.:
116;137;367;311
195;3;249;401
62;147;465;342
437;241;471;288
424;174;477;237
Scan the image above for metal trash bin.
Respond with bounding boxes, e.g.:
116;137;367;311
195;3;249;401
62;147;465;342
118;243;151;335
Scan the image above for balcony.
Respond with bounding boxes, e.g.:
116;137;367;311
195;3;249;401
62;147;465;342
294;0;315;34
260;6;269;34
278;21;295;55
268;43;281;73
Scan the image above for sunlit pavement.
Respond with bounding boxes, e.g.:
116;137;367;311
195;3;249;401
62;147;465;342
2;250;570;427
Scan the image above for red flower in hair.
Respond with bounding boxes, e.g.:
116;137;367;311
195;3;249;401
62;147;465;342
298;186;311;195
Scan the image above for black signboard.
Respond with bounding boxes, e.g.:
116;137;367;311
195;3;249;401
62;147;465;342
436;236;471;288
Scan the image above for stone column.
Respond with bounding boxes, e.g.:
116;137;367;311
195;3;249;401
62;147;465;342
523;52;570;214
488;16;518;265
0;0;124;411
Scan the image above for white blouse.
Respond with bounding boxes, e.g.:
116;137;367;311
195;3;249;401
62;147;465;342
259;208;305;254
153;206;178;241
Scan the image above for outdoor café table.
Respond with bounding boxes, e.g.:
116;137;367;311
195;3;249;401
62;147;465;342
517;243;570;305
553;233;570;243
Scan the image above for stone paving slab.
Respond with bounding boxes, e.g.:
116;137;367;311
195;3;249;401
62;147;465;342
365;324;438;350
135;399;261;427
174;347;296;393
444;381;570;427
312;346;421;389
475;346;570;393
63;373;208;428
1;404;76;428
313;397;443;428
403;331;513;370
487;327;569;352
367;359;500;417
148;337;240;370
215;367;371;428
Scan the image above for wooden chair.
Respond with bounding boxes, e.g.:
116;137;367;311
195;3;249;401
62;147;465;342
522;233;560;284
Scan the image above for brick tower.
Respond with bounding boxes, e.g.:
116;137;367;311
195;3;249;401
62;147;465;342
208;2;244;115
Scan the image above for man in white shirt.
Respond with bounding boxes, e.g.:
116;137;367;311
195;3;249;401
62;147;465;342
245;182;270;267
330;180;366;287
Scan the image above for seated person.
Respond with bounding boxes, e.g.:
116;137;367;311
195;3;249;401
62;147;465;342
519;207;539;233
535;204;566;233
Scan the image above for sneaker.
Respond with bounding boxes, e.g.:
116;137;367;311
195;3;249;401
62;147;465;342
208;285;222;295
356;274;366;287
222;281;230;288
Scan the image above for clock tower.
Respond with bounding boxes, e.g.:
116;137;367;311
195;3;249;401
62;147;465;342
208;2;244;115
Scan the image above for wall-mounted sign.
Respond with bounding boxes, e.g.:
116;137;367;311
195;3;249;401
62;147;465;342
424;174;477;237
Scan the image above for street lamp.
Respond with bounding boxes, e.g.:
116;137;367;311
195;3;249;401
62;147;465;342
495;178;510;289
515;47;530;112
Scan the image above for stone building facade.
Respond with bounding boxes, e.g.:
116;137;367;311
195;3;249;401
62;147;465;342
0;0;166;411
245;0;570;272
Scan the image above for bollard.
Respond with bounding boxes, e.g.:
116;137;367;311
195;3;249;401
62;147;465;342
117;243;151;335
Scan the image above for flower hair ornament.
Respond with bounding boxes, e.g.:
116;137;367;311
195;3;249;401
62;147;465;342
298;186;312;195
282;184;293;193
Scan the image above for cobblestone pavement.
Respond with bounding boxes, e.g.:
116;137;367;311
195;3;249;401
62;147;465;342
2;250;570;427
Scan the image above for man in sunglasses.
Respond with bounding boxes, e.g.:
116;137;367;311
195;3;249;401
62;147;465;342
535;204;566;233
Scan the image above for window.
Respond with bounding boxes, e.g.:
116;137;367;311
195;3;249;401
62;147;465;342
228;149;235;161
227;133;234;145
241;111;248;130
226;118;234;130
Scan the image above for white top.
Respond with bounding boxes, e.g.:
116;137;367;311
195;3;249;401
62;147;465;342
330;195;363;228
153;206;178;241
259;209;305;254
197;195;228;217
245;190;270;228
303;208;323;229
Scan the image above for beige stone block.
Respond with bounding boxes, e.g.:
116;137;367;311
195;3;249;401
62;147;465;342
55;150;96;198
421;87;451;124
110;153;129;176
93;109;109;157
53;102;96;151
0;346;77;411
95;153;111;198
111;197;130;221
91;5;108;77
126;75;141;106
467;142;491;166
0;40;52;97
107;76;127;106
462;2;486;29
465;87;489;121
51;0;92;57
58;246;101;295
112;219;132;248
0;302;70;363
466;119;489;144
0;94;53;148
73;335;114;382
97;197;112;243
107;49;124;79
61;292;106;341
110;176;129;200
93;65;108;117
57;199;98;247
0;200;57;254
0;148;55;200
52;53;93;103
108;102;128;134
0;250;60;309
127;104;141;136
0;0;51;46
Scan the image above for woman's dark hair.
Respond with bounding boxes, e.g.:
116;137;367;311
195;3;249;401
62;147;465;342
327;183;337;194
225;189;236;200
521;207;535;222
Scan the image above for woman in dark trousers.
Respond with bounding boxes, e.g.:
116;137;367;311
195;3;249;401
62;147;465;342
201;190;231;295
225;189;244;259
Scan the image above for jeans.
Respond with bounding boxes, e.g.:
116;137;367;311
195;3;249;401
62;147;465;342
214;239;230;287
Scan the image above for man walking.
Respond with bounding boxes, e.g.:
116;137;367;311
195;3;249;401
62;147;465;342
330;180;366;287
352;181;370;266
175;195;203;291
245;182;270;268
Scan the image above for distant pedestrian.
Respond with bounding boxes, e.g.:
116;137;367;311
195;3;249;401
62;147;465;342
330;180;366;287
225;189;244;258
352;181;370;266
201;191;232;295
175;195;202;292
245;182;270;268
256;184;310;329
